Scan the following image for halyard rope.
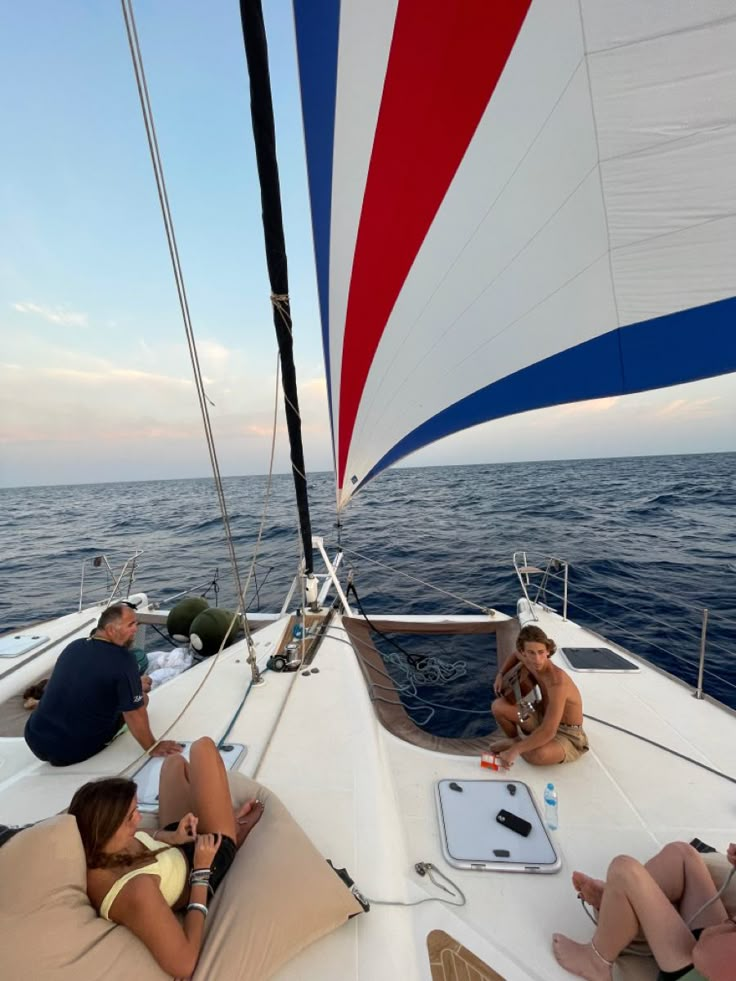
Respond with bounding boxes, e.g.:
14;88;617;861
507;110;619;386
121;0;259;688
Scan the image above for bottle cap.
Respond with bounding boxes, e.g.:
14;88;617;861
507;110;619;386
546;782;554;790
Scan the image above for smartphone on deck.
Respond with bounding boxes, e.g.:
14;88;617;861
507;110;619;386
495;808;532;837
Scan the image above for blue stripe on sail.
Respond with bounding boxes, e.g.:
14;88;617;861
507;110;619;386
293;0;340;433
357;295;736;492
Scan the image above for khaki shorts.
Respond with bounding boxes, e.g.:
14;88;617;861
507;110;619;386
520;712;589;763
554;723;589;763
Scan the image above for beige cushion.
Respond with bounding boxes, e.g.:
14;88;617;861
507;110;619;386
702;851;736;918
0;814;169;981
194;773;363;980
0;774;362;981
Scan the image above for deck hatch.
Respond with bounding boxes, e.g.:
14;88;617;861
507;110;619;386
0;635;49;659
561;647;639;671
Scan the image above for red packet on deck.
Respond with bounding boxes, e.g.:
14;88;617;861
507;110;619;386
480;753;500;771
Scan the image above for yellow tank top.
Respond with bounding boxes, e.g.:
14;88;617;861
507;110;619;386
99;830;188;920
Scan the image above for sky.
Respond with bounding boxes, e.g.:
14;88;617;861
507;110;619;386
1;1;734;490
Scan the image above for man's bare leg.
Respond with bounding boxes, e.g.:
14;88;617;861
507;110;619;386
521;740;566;765
490;697;521;737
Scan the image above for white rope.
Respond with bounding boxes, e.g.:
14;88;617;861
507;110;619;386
120;0;256;673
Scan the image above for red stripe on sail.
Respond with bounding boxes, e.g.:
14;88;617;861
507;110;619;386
337;0;532;487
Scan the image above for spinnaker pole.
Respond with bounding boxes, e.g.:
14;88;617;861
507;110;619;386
239;0;314;575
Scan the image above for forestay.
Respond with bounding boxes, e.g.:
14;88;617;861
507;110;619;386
293;0;736;507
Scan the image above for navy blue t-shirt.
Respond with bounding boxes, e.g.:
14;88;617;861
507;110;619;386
25;637;144;765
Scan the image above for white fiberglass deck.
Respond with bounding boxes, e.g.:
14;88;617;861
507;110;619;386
0;604;733;980
254;607;734;981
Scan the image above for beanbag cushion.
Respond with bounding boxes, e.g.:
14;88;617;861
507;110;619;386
0;814;168;981
0;773;362;981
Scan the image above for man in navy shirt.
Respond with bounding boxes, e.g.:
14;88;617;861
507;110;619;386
25;603;183;765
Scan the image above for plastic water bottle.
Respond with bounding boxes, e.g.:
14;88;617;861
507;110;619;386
292;622;305;640
544;782;559;830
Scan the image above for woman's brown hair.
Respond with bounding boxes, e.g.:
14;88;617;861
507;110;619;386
69;777;157;870
515;624;557;656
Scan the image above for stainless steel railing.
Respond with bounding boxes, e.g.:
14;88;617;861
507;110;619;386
511;551;734;703
78;550;143;611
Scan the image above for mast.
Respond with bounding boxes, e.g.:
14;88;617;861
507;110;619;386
238;0;314;575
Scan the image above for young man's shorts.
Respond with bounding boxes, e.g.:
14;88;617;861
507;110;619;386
522;711;589;763
554;723;589;763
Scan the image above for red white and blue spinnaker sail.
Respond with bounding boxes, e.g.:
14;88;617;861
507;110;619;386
293;0;736;508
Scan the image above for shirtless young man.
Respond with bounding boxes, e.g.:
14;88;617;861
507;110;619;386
490;625;589;767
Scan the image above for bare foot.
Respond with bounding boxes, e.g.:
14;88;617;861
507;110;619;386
552;935;612;981
234;799;264;848
572;871;605;910
487;735;514;752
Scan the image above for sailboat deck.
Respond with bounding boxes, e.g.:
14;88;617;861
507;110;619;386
253;608;734;981
1;605;733;980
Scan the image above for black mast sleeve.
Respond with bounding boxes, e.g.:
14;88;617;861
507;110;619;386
239;0;314;574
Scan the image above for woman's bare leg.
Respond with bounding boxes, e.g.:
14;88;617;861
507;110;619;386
554;855;698;979
157;754;194;829
571;841;726;925
184;737;239;840
572;871;605;910
644;841;726;927
184;736;263;847
157;741;263;845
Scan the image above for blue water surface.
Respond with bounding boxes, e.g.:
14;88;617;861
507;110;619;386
2;452;734;734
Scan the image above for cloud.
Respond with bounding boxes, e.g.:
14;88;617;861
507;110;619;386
44;366;192;388
13;301;89;328
557;396;620;416
657;397;720;419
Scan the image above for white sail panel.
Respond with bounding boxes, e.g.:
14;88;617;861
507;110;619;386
613;217;736;326
347;45;611;485
347;0;591;468
588;18;736;160
579;0;736;52
328;0;398;449
293;0;736;508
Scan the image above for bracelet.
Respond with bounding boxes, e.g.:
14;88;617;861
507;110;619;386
186;902;208;918
189;870;211;883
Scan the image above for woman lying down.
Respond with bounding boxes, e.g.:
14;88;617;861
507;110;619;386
553;839;736;981
69;736;264;978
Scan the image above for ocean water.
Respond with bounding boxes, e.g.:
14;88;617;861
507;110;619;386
2;452;735;735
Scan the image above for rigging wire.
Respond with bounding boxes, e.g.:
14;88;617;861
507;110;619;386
241;353;281;607
120;0;259;677
342;546;495;615
584;713;736;785
323;622;736;780
347;581;467;677
558;596;736;693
